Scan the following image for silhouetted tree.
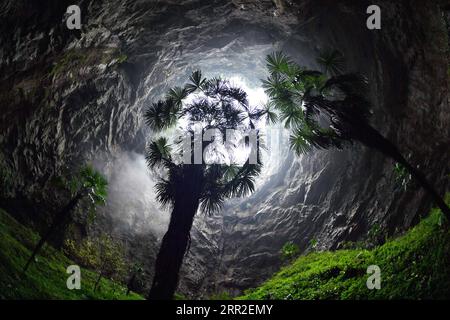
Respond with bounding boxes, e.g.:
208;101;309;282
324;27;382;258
23;165;107;273
126;263;144;295
144;71;274;299
263;51;450;219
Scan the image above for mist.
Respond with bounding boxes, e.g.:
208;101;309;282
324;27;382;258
100;151;170;237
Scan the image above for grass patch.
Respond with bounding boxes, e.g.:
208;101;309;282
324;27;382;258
239;199;450;300
0;208;143;300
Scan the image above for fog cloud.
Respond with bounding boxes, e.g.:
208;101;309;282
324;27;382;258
101;152;170;237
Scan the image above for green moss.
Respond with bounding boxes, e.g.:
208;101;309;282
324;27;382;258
0;208;143;300
239;199;450;300
50;49;88;77
49;48;128;78
281;241;300;262
116;54;128;65
174;293;188;300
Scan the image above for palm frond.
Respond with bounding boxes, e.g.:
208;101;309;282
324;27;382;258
289;130;313;154
146;137;172;169
199;191;225;216
316;49;345;76
79;165;108;205
203;77;227;97
222;164;240;181
198;165;228;215
289;125;343;155
262;73;289;99
266;51;294;76
166;86;188;107
185;70;206;93
223;162;262;198
321;73;368;97
279;103;305;129
144;100;179;132
263;101;279;125
155;179;176;209
224;86;249;107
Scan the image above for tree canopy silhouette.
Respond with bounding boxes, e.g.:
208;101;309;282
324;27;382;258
262;51;450;219
144;71;274;299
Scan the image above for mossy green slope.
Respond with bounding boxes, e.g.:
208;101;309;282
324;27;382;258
240;205;450;300
0;208;143;300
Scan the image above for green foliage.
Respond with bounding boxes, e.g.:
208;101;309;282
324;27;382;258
96;234;127;282
64;238;100;268
263;101;279;124
57;165;108;223
77;165;108;205
50;48;128;78
341;224;387;250
50;50;88;77
263;51;370;156
144;100;180;131
281;242;300;261
146;137;172;169
174;293;189;300
239;197;450;300
144;71;270;215
309;238;318;250
316;49;345;76
64;234;126;287
0;208;142;300
116;54;128;65
393;162;411;191
366;223;386;247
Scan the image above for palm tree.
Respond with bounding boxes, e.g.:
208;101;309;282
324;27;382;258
144;71;274;300
262;51;450;219
23;165;107;273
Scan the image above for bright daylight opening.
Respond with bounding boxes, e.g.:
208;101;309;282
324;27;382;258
169;75;272;167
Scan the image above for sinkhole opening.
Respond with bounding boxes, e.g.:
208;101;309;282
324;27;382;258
97;73;291;237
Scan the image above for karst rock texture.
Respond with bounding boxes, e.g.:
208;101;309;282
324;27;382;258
0;0;449;297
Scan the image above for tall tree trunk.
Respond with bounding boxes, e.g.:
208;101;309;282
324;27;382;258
148;165;203;300
355;123;450;219
22;192;83;273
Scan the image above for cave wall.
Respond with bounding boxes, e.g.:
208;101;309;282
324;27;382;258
0;0;449;298
191;0;450;296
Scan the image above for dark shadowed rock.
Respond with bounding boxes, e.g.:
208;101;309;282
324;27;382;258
0;0;448;297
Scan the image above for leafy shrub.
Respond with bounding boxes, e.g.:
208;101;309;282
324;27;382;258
365;223;387;247
393;162;411;191
281;241;300;262
64;234;126;290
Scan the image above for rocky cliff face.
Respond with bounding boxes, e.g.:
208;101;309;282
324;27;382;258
0;0;449;298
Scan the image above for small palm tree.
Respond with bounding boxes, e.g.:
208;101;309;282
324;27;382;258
23;165;107;273
144;71;274;300
262;51;450;219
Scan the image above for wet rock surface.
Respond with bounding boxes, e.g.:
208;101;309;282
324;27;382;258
0;0;449;297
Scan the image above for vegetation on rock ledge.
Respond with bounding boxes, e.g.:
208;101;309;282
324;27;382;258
240;195;450;300
0;208;142;300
